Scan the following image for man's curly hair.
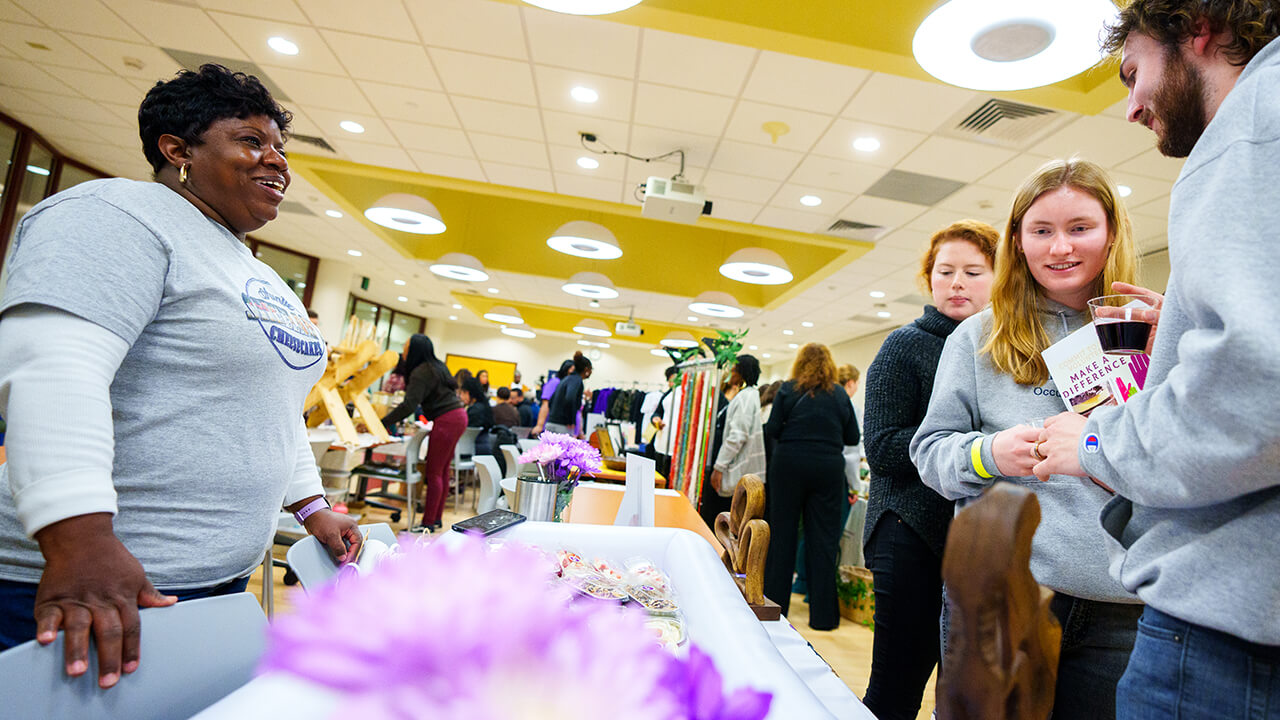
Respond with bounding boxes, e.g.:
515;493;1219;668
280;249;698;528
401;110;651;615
1102;0;1280;65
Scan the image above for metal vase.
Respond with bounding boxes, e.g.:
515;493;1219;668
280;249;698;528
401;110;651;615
515;466;558;522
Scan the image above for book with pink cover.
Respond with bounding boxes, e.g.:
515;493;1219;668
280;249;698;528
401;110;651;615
1041;322;1149;415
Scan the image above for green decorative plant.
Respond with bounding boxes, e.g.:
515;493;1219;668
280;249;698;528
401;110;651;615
836;572;876;630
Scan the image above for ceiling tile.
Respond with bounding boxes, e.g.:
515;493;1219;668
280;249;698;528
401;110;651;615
933;183;1010;224
708;139;800;181
895;136;1017;183
787;154;881;196
18;113;109;145
429;48;536;105
542;110;628;155
107;0;246;58
208;12;346;76
469;132;550;170
294;0;416;42
23;91;129;128
845;72;978;133
194;0;307;22
305;107;395;145
451;97;543;141
1115;147;1184;182
409;0;526;60
549;144;624;180
552;173;623;204
14;0;143;41
523;6;638;79
1100;98;1129;119
330;138;417;173
978;153;1054;191
60;33;178;80
742;50;869;115
386;119;469;155
907;206;990;234
533;65;633;122
1109;173;1171;212
767;183;855;215
705;198;761;224
626;124;718;173
266;67;374;113
483;161;553;192
0;21;111;71
753;206;828;234
699;169;781;204
320;30;440;89
723;100;832;152
360;81;457;125
407;150;486;182
1132;193;1170;220
839;195;929;229
0;0;37;23
39;65;146;107
865;169;965;206
812;118;925;167
633;83;734;137
0;86;53;116
1032;115;1156;167
639;28;754;96
875;228;932;253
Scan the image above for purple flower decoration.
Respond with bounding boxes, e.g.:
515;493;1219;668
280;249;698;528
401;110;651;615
260;537;770;719
518;432;603;480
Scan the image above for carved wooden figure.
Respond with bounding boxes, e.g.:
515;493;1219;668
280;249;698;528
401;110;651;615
714;474;779;620
938;483;1062;720
302;316;400;445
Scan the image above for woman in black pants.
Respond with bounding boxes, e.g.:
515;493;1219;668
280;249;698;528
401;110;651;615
763;343;858;630
860;220;997;720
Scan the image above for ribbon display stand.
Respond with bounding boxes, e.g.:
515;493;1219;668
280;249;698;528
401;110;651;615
667;358;722;509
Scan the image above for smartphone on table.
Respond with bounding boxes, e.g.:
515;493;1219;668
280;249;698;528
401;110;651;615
451;509;527;536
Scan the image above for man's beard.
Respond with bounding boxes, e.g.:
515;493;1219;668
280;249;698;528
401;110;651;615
1151;48;1209;158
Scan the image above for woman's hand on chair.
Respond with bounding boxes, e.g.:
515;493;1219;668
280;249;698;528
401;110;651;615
303;509;362;564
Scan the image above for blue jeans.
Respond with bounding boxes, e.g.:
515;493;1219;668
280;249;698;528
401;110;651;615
0;575;251;651
1118;606;1280;719
1048;594;1142;720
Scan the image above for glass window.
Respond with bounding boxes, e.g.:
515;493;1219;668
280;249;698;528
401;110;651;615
55;164;99;193
0;122;18;204
386;310;422;354
253;243;311;303
16;142;53;220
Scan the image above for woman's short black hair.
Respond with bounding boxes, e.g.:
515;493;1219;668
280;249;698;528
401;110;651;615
138;63;292;173
735;354;761;387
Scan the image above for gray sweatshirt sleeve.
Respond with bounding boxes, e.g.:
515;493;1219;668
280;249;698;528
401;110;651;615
910;321;1000;500
1081;139;1280;508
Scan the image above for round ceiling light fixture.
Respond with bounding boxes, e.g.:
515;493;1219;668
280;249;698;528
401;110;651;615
660;331;699;349
562;271;619;299
572;318;612;337
912;0;1119;91
546;220;622;260
501;323;537;339
428;252;489;282
650;347;672;358
365;193;447;234
483;305;524;324
522;0;642;16
688;290;745;318
719;248;793;286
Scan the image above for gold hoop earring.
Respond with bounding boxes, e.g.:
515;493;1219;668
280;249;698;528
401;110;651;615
179;164;189;184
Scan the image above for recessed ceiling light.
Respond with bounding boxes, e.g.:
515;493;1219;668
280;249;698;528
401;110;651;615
800;195;822;207
525;0;642;16
719;248;793;285
562;271;619;299
25;165;50;176
451;303;462;310
688;290;745;319
429;253;489;282
788;343;799;349
397;296;408;302
546;220;622;260
484;306;523;324
573;318;612;337
1117;184;1133;197
762;353;772;359
869;290;886;298
577;339;593;347
801;321;814;328
394;279;406;286
576;156;600;169
660;331;699;349
324;210;343;218
501;324;536;339
782;329;794;336
650;348;672;357
687;316;698;322
365;193;446;234
913;0;1119;91
347;249;362;257
748;345;758;350
570;85;600;102
448;315;458;321
487;287;500;294
267;36;299;55
877;310;892;318
339;120;365;134
852;136;881;153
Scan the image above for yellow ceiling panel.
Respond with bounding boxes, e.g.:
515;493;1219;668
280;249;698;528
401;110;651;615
454;294;743;345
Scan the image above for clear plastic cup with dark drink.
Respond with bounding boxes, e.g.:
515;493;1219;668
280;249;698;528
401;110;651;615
1089;294;1157;355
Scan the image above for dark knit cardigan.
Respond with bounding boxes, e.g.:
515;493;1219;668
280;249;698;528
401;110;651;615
862;305;960;559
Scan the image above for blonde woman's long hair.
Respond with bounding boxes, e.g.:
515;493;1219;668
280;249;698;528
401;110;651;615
981;158;1139;386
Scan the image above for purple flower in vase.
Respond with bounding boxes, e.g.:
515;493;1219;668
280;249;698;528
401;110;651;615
663;646;773;720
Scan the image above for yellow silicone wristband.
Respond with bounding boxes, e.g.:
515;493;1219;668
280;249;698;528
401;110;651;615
971;437;995;479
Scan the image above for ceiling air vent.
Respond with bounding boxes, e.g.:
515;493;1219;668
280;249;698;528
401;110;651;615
944;98;1070;149
290;133;337;154
823;219;890;243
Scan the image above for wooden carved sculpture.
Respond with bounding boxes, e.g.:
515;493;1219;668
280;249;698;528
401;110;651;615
303;315;400;445
938;483;1062;720
714;474;779;621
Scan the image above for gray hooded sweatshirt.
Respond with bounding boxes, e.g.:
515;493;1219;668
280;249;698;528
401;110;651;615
1081;40;1280;645
911;302;1137;603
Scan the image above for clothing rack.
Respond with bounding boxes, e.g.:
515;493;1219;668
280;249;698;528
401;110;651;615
667;359;723;507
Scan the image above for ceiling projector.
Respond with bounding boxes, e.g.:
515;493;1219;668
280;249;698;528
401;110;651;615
642;176;712;224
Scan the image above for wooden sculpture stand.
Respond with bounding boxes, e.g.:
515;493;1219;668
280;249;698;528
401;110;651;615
938;483;1062;720
303;316;400;446
714;474;780;621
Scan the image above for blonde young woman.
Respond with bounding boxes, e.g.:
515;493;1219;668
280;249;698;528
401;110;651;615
910;159;1143;720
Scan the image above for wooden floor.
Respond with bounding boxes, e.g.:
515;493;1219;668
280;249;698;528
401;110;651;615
248;495;936;720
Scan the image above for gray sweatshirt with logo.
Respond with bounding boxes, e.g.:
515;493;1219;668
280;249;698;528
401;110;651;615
911;302;1137;603
1081;41;1280;645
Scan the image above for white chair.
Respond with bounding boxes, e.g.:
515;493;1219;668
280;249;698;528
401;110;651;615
472;455;502;514
0;593;266;720
347;428;429;529
499;477;517;510
517;438;538;453
451;426;481;509
284;522;399;592
499;444;523;479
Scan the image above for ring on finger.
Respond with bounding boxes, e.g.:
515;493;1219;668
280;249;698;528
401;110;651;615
1032;441;1045;461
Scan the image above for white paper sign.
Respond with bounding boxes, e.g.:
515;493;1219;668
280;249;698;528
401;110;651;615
614;453;656;527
